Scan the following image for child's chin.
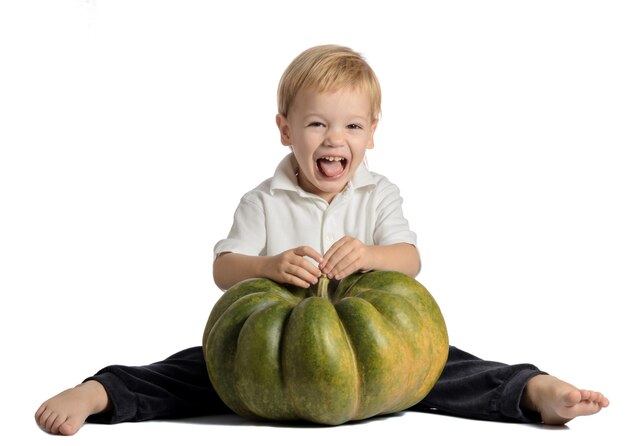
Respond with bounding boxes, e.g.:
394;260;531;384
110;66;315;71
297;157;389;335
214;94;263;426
316;170;347;184
318;180;348;193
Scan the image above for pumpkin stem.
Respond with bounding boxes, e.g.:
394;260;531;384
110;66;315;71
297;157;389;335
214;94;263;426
317;274;330;299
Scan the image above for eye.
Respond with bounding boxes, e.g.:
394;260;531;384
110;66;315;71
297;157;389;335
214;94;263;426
307;121;325;128
347;123;363;130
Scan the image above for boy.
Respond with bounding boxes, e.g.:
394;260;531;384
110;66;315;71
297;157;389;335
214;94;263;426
35;44;609;436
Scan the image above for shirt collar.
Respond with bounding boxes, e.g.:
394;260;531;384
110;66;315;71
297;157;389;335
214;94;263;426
270;153;376;195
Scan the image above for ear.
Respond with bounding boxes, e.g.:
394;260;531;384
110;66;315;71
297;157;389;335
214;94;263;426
366;119;379;149
276;114;291;146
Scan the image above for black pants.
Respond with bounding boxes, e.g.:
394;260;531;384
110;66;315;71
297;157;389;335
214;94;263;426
86;346;544;425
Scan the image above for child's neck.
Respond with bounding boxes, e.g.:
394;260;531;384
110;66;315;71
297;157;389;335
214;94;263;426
295;168;346;203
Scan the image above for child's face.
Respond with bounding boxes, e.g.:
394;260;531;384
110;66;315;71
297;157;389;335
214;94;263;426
276;87;378;203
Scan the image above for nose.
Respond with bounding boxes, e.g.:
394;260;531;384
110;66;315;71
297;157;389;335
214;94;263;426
323;126;344;148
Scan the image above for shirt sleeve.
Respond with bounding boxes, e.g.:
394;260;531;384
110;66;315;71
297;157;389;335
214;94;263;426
213;194;267;258
372;179;417;247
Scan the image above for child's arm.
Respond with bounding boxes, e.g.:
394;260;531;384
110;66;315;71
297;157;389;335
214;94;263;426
213;246;323;291
319;236;421;280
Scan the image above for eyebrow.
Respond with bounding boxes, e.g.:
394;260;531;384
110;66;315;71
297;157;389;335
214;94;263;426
301;112;370;122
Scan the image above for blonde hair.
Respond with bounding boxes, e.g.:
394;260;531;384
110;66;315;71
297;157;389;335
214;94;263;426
277;44;381;120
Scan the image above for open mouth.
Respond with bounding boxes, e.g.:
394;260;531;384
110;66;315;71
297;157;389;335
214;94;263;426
316;156;347;178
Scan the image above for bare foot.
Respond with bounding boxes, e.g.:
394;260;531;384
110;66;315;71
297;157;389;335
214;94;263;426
35;380;110;435
522;374;610;425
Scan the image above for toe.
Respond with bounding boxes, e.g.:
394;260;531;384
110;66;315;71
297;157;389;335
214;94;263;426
562;389;582;407
50;414;68;435
39;409;54;432
58;418;80;436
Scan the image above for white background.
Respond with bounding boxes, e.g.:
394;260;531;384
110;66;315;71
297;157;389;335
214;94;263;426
1;1;624;445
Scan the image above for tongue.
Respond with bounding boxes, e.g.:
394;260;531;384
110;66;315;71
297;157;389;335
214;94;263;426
318;159;344;177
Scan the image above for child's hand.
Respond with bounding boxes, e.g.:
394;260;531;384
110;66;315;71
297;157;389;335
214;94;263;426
320;236;372;281
264;246;323;288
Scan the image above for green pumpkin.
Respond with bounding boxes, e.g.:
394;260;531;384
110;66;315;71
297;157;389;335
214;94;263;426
202;271;448;425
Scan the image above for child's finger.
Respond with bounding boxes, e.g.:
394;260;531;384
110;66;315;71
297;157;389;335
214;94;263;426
287;269;319;288
327;251;360;279
285;258;320;284
324;236;349;256
290;252;322;277
284;274;313;289
321;239;352;272
293;245;323;263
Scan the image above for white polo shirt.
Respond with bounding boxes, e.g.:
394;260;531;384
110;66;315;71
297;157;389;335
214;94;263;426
214;154;417;258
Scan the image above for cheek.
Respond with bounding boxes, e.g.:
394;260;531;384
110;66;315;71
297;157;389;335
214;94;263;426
352;136;370;155
298;135;319;154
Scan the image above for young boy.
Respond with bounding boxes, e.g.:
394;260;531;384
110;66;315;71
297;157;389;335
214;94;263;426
35;44;609;436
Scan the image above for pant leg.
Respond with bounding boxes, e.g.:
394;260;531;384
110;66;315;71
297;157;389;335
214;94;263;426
85;346;230;424
410;346;545;423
